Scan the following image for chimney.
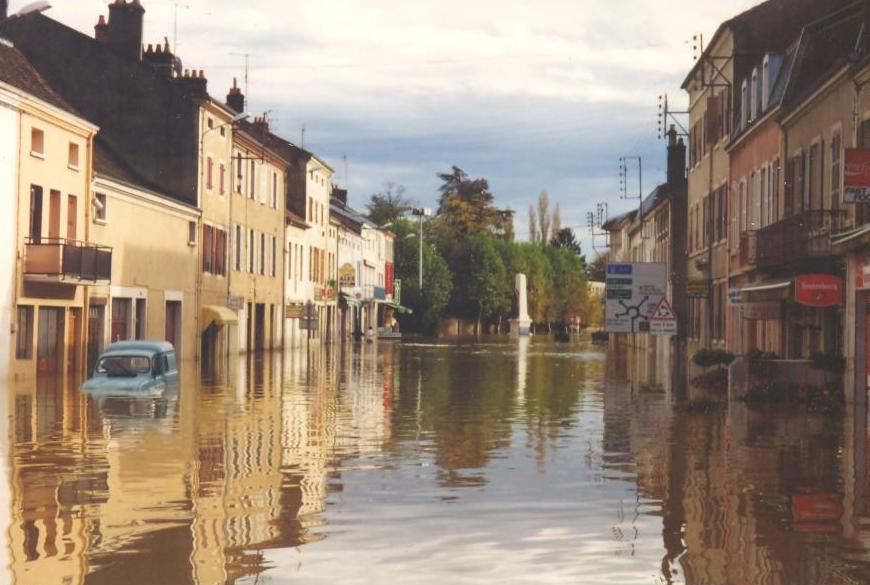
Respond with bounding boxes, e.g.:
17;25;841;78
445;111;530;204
107;0;145;61
227;78;245;113
252;114;269;136
666;125;686;188
94;14;109;43
173;68;208;97
143;38;176;78
332;186;348;205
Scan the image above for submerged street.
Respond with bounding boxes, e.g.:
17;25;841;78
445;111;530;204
0;339;867;584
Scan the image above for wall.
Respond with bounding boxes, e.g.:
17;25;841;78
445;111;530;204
89;175;199;360
0;94;18;379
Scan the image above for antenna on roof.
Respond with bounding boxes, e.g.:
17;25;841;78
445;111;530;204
230;53;251;107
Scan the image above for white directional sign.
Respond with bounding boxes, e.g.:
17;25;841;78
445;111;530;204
649;297;677;336
604;263;667;334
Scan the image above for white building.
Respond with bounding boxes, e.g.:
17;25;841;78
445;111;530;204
0;74;18;380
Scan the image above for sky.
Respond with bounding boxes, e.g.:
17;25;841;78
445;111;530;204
17;0;758;252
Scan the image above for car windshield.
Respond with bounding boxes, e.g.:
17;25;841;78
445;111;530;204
97;355;152;376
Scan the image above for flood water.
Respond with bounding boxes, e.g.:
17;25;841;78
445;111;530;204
0;338;868;584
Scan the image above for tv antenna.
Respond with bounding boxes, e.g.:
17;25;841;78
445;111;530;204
586;202;610;251
657;94;688;139
618;156;642;209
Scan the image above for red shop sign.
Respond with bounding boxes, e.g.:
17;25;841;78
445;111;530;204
795;274;841;307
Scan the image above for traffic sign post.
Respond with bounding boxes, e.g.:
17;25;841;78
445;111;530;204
604;263;667;334
649;297;677;336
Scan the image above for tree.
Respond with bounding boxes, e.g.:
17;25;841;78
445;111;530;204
436;166;511;238
392;219;452;334
550;227;581;255
588;251;610;282
537;191;551;244
366;182;411;226
528;205;538;243
453;235;509;333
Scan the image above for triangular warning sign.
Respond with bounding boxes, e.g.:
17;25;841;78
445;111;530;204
650;298;675;320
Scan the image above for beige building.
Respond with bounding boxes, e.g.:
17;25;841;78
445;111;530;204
229;117;287;352
87;143;200;366
1;42;104;382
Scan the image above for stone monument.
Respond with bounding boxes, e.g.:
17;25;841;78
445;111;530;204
510;273;532;336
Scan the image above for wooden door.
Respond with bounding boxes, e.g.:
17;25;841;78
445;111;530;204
67;195;78;241
111;299;130;342
37;307;64;376
165;301;181;353
87;304;105;374
48;190;61;239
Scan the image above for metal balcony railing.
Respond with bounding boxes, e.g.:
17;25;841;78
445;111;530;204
756;210;847;268
24;238;112;283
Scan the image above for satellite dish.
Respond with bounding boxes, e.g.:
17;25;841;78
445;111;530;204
13;1;51;17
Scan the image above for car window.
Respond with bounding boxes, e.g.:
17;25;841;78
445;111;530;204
166;351;177;372
97;356;151;375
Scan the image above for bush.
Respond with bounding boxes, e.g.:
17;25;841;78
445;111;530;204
692;349;735;369
690;369;728;394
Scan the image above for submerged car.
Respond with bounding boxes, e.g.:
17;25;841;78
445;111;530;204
81;340;179;394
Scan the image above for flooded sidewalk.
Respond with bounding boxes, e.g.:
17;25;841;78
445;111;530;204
0;339;867;584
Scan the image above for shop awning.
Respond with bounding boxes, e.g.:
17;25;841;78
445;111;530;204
832;224;870;248
740;280;792;303
341;293;360;308
384;301;413;314
201;305;238;331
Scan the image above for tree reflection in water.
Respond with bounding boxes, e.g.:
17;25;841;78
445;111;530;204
0;339;865;584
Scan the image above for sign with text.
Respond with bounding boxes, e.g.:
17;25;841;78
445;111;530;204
795;274;841;307
743;301;781;320
338;263;356;287
285;302;304;318
728;288;744;306
299;301;318;331
650;297;677;336
687;279;709;298
844;149;870;203
604;263;666;334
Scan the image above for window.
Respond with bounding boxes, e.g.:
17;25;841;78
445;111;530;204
68;142;79;169
202;225;227;276
250;160;256;198
271;236;277;277
272;172;278;209
808;143;818;211
831;131;842;211
15;306;33;359
308;197;313;222
30;185;43;242
220;164;226;195
236;153;243;193
220;126;226;138
260;233;266;275
188;221;197;246
207;117;214;130
30;128;44;157
93;192;107;223
235;225;242;271
249;229;255;272
207;157;214;191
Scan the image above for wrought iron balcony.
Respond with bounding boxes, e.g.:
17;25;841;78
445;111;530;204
755;210;847;268
24;238;112;284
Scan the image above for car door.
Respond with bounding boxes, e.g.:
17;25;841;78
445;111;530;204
163;351;179;385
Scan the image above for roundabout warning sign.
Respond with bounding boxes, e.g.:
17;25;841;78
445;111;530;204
604;263;667;334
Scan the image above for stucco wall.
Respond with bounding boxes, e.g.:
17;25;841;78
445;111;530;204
0;98;18;379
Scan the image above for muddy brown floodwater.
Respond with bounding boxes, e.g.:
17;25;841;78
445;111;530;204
0;338;867;584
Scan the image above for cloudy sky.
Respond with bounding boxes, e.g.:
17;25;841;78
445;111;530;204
24;0;756;251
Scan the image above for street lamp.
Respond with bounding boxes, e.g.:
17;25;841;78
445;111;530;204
409;207;432;289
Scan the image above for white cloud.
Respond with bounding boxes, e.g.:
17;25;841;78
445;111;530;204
24;0;759;241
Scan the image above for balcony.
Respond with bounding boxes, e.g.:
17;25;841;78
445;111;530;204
756;210;847;268
24;238;112;284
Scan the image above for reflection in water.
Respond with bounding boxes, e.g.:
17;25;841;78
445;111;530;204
0;339;867;584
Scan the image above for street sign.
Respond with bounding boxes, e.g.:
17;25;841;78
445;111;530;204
727;288;743;306
299;301;318;331
844;149;870;203
649;297;677;336
604;263;666;334
687;279;709;297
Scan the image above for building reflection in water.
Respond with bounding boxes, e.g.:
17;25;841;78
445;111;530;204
0;341;867;584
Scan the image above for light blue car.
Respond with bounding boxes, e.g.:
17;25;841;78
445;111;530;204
81;340;179;395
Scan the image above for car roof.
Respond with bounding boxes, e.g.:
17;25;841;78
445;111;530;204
101;340;175;356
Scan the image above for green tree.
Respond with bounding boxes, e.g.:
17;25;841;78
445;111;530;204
550;227;582;255
366;182;411;226
392;219;452;334
453;235;510;332
588;251;610;282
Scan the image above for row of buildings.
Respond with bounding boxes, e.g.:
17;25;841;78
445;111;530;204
0;1;404;382
605;0;870;402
